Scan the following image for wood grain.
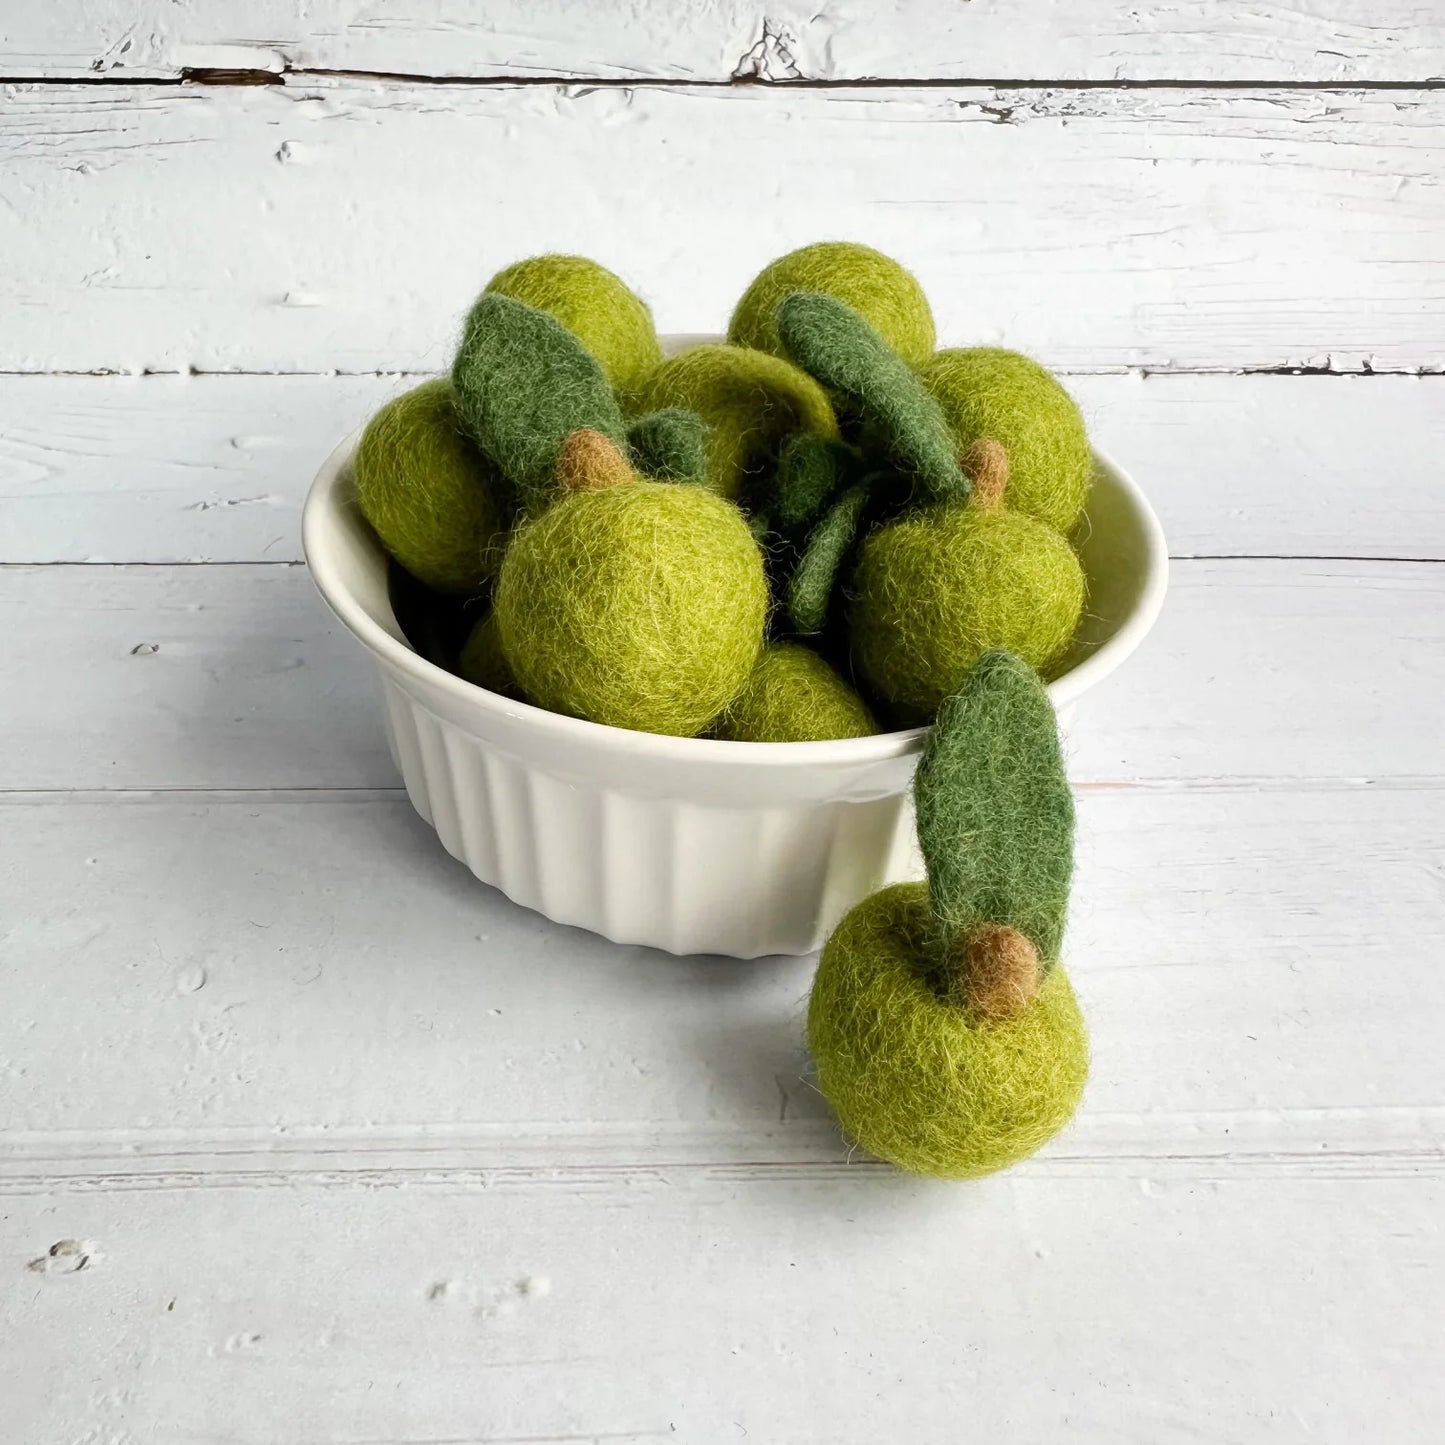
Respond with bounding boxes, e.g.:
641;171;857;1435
7;1170;1441;1444
3;81;1441;374
5;372;1443;564
3;560;1440;792
6;11;1443;1440
1;787;1441;1148
5;0;1444;82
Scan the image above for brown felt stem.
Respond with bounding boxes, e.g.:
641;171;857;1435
962;437;1008;512
556;428;636;495
942;922;1040;1020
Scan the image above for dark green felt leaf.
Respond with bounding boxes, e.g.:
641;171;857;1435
777;292;968;506
627;408;709;483
451;292;626;512
914;650;1074;965
787;483;869;635
773;434;847;533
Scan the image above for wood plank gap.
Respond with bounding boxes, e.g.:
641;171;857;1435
8;555;1445;570
1174;554;1445;564
0;787;410;804
0;560;309;569
7;70;1445;93
5;1106;1442;1193
5;775;1445;805
6;364;1443;379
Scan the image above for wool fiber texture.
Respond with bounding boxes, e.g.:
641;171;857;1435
494;479;767;737
712;642;876;742
773;433;852;534
353;378;513;594
729;241;936;366
849;503;1084;723
919;348;1092;534
451;292;626;513
951;923;1041;1022
627;408;709;483
455;611;520;698
778;293;965;506
556;426;634;494
634;344;836;502
914;650;1074;964
807;881;1088;1178
961;437;1009;510
485;253;662;397
788;483;870;636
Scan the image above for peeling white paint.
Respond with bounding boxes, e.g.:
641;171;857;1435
3;1;1443;81
2;81;1441;374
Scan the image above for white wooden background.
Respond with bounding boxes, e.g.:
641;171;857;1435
3;4;1444;1441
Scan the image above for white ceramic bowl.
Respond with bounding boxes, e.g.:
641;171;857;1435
303;419;1167;958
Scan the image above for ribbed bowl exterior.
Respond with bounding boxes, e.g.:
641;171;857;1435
303;386;1167;959
378;670;921;956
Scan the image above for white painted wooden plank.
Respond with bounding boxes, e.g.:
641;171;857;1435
6;372;1444;564
5;0;1444;82
0;564;392;792
0;372;388;564
3;81;1441;375
2;560;1441;791
0;787;1441;1147
1080;558;1445;785
1078;372;1445;561
5;1171;1442;1443
8;1102;1444;1189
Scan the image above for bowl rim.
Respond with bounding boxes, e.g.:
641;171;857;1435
303;431;1169;770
